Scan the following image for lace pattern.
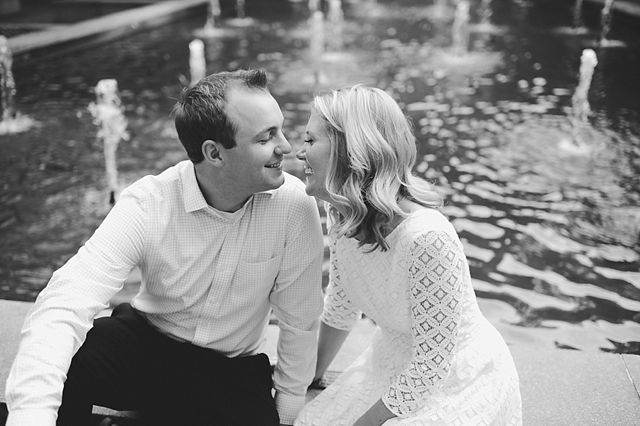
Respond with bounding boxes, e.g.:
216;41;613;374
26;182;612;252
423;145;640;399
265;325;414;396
383;231;464;416
321;236;362;331
295;209;522;426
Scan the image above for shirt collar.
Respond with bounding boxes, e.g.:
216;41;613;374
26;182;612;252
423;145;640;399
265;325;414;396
181;161;275;214
182;162;208;213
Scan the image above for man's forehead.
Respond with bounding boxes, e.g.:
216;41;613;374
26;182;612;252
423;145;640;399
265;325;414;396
226;88;283;136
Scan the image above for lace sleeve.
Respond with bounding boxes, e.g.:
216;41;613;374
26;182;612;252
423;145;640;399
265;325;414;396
383;230;465;417
320;238;362;331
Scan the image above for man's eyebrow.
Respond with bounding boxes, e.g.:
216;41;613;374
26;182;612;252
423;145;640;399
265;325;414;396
253;117;285;138
252;125;278;139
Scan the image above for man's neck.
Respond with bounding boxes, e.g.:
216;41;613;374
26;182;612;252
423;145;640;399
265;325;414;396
194;164;250;213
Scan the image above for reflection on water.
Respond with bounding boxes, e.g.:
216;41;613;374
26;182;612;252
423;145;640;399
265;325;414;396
0;0;639;353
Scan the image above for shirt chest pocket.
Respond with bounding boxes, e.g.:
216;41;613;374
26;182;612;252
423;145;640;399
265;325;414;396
231;256;282;303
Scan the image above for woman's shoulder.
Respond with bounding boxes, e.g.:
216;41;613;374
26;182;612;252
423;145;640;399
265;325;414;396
394;206;458;244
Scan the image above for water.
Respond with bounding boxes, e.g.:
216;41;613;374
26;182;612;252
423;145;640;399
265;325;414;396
0;0;639;354
571;48;597;122
573;0;585;30
87;79;129;204
0;35;15;121
189;39;207;84
600;0;615;43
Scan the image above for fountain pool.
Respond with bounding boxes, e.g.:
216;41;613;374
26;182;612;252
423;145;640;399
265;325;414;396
0;0;639;354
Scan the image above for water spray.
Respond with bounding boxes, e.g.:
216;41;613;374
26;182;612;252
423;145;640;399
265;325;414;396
0;35;16;123
189;39;207;85
600;0;615;44
236;0;246;20
572;0;584;29
309;10;325;84
88;79;130;205
572;49;598;123
327;0;344;51
204;0;221;34
452;0;470;55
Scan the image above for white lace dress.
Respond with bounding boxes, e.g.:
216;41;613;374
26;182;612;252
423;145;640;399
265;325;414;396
295;209;522;426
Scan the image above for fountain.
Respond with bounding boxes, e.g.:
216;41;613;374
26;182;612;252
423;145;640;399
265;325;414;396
600;0;615;42
327;0;344;52
478;0;492;29
470;0;506;36
236;0;246;20
553;0;590;35
0;36;15;123
189;39;207;85
452;0;470;55
194;0;223;38
0;36;35;135
227;0;255;27
597;0;625;47
309;10;326;84
429;0;453;21
88;79;130;205
573;0;585;30
571;49;598;123
2;0;639;355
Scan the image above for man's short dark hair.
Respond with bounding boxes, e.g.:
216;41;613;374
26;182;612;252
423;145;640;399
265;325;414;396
172;69;270;163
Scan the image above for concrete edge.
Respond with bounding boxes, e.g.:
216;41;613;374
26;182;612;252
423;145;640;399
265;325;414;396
7;0;208;56
585;0;640;18
2;301;640;425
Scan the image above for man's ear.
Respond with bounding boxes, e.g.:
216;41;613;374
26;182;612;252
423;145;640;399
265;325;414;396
202;140;223;166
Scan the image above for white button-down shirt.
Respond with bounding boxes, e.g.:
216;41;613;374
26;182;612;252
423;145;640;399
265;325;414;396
6;161;324;426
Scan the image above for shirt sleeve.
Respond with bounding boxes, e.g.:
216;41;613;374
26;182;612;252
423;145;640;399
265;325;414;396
320;236;362;331
269;195;324;425
5;190;146;426
382;230;465;417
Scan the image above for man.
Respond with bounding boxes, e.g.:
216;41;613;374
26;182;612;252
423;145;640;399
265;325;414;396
5;69;324;426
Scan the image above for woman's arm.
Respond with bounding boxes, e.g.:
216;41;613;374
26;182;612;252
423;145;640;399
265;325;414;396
314;236;361;383
353;399;396;426
314;321;351;382
382;230;465;416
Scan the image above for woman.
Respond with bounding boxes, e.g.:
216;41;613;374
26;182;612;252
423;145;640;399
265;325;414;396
294;85;522;426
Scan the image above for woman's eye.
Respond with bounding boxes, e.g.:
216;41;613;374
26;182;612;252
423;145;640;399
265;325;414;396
304;139;314;145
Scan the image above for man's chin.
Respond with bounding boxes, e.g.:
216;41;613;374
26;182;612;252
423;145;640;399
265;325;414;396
264;175;285;191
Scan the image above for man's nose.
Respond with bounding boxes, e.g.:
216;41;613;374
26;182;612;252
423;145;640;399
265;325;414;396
275;134;292;155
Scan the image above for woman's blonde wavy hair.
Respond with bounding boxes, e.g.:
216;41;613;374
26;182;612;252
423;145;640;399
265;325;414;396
312;84;442;251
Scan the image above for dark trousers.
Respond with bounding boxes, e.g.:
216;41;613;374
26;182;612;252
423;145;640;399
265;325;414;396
57;303;279;426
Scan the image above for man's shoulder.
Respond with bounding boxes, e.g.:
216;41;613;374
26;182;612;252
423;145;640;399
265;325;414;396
270;172;313;204
125;161;188;193
255;172;316;216
281;172;308;193
121;161;188;200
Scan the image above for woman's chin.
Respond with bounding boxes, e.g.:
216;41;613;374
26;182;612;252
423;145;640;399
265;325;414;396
304;182;325;201
304;184;318;198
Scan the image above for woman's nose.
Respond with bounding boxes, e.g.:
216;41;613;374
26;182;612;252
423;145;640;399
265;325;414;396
295;147;306;161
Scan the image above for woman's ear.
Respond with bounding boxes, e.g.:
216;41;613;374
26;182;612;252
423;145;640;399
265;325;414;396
202;140;223;166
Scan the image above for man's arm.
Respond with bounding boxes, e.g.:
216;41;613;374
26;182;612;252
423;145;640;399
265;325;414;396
5;192;146;426
269;195;324;425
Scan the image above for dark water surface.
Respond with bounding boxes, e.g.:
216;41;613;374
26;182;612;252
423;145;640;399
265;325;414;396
1;0;639;353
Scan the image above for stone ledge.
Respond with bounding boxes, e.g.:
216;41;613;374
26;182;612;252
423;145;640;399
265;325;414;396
2;300;640;426
6;0;208;58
